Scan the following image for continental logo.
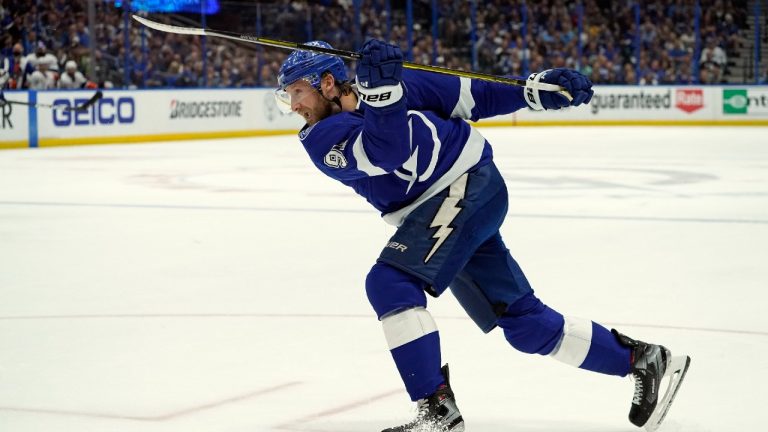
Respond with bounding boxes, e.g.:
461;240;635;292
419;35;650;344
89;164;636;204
723;89;768;115
169;100;242;119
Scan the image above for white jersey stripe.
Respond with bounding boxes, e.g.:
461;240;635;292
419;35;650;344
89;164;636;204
382;307;439;350
408;111;441;182
352;132;388;176
549;316;593;367
450;77;476;119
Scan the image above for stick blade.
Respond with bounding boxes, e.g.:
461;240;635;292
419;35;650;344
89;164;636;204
132;15;207;36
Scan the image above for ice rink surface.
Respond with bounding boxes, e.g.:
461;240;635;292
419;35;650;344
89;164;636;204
1;126;766;432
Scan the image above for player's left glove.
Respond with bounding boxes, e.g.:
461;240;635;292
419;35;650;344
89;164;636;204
525;68;594;111
355;39;404;108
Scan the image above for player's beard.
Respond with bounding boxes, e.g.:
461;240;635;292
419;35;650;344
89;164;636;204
306;95;338;126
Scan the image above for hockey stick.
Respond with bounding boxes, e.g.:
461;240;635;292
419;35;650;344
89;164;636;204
132;15;572;100
0;90;103;112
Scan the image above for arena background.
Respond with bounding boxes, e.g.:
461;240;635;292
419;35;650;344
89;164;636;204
1;0;767;148
1;2;767;432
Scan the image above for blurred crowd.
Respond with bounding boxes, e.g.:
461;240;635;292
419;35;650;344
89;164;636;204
0;0;756;91
345;0;748;85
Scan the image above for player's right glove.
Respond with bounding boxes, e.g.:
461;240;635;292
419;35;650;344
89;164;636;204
525;68;594;110
355;39;404;108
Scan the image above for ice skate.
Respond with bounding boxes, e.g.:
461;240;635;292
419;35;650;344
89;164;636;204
383;365;464;432
613;330;691;432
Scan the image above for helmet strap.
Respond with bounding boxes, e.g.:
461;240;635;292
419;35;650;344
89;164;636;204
316;78;343;110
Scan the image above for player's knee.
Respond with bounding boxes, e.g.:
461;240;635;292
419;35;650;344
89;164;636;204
499;293;564;355
366;262;428;319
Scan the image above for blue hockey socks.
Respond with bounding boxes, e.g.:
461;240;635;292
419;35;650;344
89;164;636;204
367;262;445;400
382;308;444;400
498;292;631;376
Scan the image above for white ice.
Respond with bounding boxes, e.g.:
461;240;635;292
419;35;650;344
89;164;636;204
0;126;766;432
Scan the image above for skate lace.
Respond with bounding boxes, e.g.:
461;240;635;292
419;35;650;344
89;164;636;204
403;398;448;432
631;373;644;405
404;399;425;421
415;399;431;417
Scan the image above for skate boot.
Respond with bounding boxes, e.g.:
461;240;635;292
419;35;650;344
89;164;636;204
612;330;691;432
382;365;464;432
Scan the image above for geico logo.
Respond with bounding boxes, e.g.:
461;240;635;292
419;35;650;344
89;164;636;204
52;97;135;126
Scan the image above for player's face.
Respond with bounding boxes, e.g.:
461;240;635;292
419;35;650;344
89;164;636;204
285;80;335;126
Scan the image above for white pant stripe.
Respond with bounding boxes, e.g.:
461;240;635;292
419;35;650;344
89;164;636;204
549;316;593;367
382;307;438;350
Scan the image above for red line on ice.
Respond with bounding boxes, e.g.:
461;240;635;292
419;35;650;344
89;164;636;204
0;381;302;421
274;388;403;431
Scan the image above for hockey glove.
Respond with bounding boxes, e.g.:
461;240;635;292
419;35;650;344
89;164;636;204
356;39;404;108
525;68;594;110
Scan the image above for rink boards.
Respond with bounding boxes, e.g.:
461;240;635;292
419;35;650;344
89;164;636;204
1;85;767;149
0;88;305;150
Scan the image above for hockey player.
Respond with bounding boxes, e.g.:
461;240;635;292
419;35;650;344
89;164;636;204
275;40;690;432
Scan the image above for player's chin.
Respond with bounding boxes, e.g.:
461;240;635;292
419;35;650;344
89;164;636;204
305;112;327;126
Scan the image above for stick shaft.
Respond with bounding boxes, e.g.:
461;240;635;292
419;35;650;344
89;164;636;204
132;15;567;93
1;91;102;111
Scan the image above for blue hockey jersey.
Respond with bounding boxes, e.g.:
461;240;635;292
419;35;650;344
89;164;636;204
298;69;531;226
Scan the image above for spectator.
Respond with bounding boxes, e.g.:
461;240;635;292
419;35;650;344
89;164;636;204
676;62;695;84
91;49;119;88
699;48;723;83
1;34;13;58
621;62;637;84
27;61;56;89
0;0;755;88
23;42;58;79
699;38;727;70
58;60;87;89
2;42;25;88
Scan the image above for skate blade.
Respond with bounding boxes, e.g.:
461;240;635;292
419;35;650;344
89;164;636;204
643;355;691;432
